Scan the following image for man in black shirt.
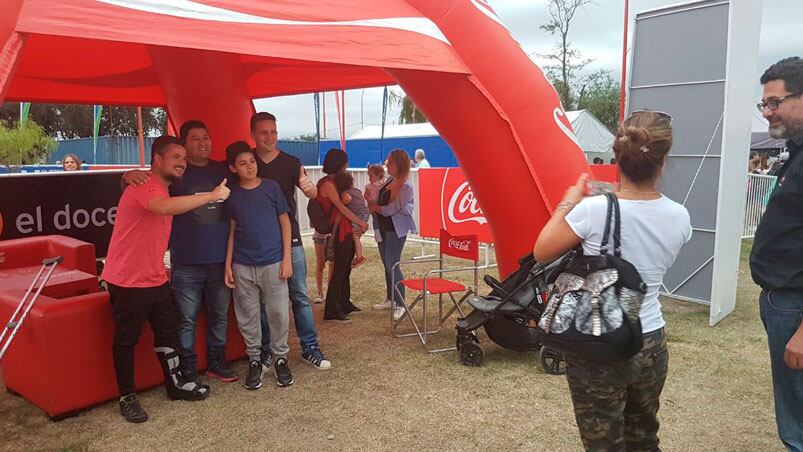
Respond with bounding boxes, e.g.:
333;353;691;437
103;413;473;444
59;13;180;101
250;112;332;371
749;57;803;451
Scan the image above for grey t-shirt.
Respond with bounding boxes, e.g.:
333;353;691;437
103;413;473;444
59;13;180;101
344;187;369;222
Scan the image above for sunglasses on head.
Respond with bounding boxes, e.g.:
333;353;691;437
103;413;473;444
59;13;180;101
629;109;673;125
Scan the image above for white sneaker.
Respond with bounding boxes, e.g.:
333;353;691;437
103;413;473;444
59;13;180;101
372;300;392;310
393;306;406;321
313;296;323;304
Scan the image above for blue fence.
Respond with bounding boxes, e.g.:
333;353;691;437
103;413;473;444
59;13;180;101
0;164;103;173
318;136;458;167
51;136;321;166
51;136;156;165
279;140;318;166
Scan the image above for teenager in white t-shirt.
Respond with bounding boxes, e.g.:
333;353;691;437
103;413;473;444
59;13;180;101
534;110;691;451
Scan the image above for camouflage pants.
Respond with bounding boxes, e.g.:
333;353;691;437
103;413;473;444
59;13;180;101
565;328;669;452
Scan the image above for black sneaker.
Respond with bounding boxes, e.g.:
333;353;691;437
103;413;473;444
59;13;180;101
245;360;264;390
261;351;273;373
208;362;239;383
119;393;148;423
274;357;294;387
302;346;332;370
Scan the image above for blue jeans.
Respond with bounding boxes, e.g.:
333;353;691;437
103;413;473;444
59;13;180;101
760;289;803;452
378;230;406;307
261;245;318;359
171;263;231;380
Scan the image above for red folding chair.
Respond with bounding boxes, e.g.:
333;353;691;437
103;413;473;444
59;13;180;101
391;229;480;352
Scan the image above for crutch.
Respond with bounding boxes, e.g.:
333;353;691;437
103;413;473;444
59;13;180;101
0;255;63;363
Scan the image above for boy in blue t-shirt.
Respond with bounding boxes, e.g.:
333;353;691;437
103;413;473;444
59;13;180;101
224;142;293;389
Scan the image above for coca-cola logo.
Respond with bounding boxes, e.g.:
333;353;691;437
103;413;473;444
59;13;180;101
445;175;487;226
553;107;581;149
448;238;472;251
428;167;493;244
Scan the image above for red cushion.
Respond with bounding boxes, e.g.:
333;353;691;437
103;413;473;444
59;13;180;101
0;235;97;276
0;266;97;298
0;235;99;299
402;277;466;294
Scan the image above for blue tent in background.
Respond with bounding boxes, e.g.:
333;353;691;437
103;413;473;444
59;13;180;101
319;122;458;167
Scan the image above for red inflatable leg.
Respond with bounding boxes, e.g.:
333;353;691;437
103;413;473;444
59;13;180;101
0;0;25;102
147;46;254;160
396;0;591;276
389;69;548;277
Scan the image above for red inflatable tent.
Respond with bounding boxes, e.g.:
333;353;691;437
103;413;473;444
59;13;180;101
0;0;590;275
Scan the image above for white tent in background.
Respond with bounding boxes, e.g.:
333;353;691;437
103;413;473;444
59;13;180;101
350;109;614;161
564;110;615;158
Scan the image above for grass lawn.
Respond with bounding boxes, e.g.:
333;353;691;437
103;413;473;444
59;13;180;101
0;238;782;451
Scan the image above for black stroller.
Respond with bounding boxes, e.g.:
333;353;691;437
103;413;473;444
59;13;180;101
455;252;572;374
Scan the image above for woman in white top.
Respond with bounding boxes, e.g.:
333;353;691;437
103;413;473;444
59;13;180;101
533;110;692;451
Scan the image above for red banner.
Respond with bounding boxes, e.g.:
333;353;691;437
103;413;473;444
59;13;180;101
418;168;494;243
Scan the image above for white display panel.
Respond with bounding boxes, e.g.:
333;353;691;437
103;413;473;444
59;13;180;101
628;0;763;324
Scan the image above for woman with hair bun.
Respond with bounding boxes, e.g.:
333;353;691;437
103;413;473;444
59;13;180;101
533;110;692;451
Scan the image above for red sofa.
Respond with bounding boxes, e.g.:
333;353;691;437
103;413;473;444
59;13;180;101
0;235;245;419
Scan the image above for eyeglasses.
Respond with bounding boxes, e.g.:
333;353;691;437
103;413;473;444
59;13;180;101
629;109;673;125
757;92;802;112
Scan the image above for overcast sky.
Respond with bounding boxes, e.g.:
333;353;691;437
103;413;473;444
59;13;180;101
255;0;801;139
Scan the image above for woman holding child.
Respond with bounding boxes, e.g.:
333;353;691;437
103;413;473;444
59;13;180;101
368;149;417;321
318;149;369;322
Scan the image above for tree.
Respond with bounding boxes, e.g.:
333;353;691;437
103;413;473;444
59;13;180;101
292;133;318;142
0;120;57;168
575;69;620;132
99;106;166;137
539;0;594;110
388;91;427;124
0;103;166;139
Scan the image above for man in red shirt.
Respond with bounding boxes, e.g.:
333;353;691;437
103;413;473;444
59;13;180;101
102;136;230;423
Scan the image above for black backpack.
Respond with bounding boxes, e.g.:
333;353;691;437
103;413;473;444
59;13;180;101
538;192;647;363
307;197;333;234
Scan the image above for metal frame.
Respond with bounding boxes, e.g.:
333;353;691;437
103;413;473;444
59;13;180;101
390;249;480;353
742;173;777;238
629;0;763;324
0;256;63;363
